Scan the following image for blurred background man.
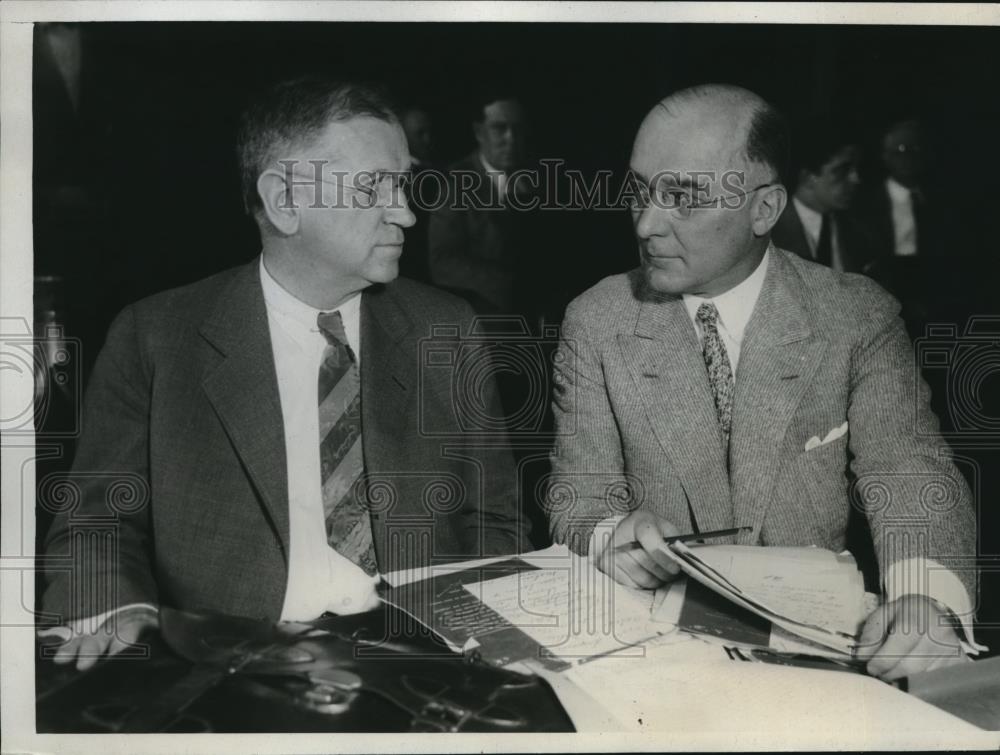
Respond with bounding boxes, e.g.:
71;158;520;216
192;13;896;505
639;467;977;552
772;117;869;273
428;93;540;317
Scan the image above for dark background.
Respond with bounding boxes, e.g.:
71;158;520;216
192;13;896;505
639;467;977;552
33;22;1000;650
35;22;1000;330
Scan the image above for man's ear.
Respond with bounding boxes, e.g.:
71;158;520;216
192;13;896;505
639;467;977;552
752;183;787;236
472;121;486;149
257;170;300;236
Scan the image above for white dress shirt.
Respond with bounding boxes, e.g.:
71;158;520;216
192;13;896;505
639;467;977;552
886;177;919;257
259;257;380;621
793;197;847;272
681;248;770;372
480;154;508;199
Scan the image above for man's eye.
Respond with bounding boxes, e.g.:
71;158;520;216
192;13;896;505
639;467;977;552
656;189;688;207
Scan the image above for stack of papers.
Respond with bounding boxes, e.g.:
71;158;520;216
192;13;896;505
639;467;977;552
653;543;868;655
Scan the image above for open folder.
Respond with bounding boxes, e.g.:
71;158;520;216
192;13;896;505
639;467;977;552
654;542;869;655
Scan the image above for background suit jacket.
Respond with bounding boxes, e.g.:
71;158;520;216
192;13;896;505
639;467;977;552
771;201;871;274
546;247;976;599
427;151;557;317
42;260;526;623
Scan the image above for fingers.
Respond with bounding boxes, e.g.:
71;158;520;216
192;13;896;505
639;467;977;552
854;607;887;661
866;628;920;679
50;610;158;671
632;549;676;583
633;520;681;580
105;614;155;657
74;633;112;671
860;598;966;680
653;517;682;539
52;635;85;666
619;550;665;589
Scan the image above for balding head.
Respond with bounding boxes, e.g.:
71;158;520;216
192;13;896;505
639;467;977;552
649;84;789;186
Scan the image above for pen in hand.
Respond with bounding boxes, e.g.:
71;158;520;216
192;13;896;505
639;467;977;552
613;525;751;554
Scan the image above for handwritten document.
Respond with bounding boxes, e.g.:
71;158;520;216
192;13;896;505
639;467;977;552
656;543;867;654
688;546;867;635
465;554;666;662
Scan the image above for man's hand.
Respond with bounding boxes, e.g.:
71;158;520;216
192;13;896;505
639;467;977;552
855;594;969;681
596;510;683;589
51;606;159;671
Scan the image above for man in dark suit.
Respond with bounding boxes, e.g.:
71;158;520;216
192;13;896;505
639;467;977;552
427;94;552;322
42;77;526;668
854;119;948;338
546;85;981;680
771;117;869;273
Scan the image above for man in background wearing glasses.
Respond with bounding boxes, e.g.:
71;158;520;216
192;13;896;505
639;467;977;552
41;76;526;669
545;84;981;680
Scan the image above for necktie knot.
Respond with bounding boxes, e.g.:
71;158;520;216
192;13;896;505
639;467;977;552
317;311;348;347
696;302;721;330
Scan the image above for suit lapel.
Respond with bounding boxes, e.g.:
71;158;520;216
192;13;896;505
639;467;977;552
784;204;813;262
199;261;290;557
619;278;733;533
729;251;826;542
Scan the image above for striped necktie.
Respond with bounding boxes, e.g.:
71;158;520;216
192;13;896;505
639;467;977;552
316;311;377;575
696;302;735;451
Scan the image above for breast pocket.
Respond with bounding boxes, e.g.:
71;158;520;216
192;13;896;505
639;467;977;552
774;435;851;547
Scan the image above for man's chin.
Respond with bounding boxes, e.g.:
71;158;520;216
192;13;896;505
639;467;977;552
643;264;687;295
379;259;401;283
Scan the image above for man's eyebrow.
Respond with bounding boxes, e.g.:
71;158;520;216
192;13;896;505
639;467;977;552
651;173;694;188
628;170;694;188
628;168;649;183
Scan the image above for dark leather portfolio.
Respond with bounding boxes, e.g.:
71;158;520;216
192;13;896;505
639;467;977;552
36;605;574;733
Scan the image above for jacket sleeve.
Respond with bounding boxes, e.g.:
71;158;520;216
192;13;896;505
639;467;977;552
847;286;977;603
449;300;530;556
545;302;630;555
41;305;159;622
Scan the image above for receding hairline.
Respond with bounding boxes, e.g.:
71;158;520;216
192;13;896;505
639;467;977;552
647;84;778;176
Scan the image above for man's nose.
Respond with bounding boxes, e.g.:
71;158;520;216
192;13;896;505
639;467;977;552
634;205;669;240
386;192;416;228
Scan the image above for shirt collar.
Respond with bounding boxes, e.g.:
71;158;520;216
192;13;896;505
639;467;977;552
886;176;912;201
792;196;824;245
793;195;824;222
682;246;770;345
479;153;505;176
259;256;361;336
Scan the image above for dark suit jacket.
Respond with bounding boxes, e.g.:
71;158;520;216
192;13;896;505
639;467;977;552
546;247;976;600
42;260;526;622
771;201;870;274
427;152;544;315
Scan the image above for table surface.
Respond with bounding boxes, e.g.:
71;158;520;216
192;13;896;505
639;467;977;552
35;605;574;734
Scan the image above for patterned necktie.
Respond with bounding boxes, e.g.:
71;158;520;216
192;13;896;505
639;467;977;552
317;311;377;575
696;302;735;450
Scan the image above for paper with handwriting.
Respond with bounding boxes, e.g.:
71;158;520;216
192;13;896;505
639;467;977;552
464;556;668;662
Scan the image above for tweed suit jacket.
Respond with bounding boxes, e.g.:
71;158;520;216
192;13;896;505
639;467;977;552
546;247;976;598
42;260;526;623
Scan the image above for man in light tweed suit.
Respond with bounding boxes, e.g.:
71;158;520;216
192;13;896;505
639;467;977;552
546;84;980;680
